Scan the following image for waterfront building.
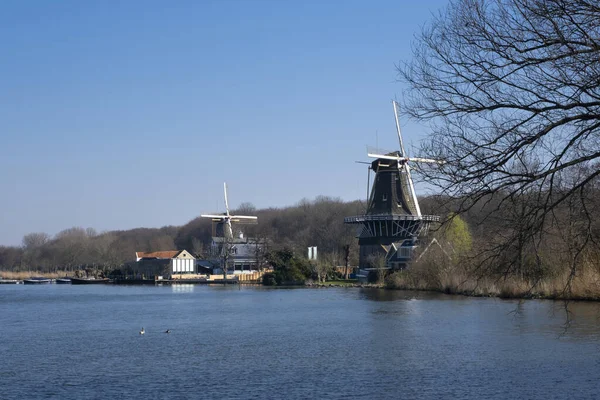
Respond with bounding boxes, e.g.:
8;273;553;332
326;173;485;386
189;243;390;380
135;249;196;278
209;231;264;274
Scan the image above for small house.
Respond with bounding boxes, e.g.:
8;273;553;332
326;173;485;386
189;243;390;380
135;250;196;278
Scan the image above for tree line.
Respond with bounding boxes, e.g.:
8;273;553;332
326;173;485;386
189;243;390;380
0;196;367;274
2;186;598;297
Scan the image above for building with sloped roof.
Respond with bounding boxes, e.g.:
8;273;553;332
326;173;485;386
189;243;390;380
209;232;264;274
135;249;196;278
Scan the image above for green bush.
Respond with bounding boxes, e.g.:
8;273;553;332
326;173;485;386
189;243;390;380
265;248;312;285
262;273;277;286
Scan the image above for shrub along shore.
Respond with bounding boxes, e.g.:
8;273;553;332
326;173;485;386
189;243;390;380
385;266;600;301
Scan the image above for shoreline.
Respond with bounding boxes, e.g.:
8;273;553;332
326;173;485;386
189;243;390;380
3;270;600;302
305;281;600;302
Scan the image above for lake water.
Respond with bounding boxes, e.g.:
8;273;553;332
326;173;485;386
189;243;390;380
0;284;599;399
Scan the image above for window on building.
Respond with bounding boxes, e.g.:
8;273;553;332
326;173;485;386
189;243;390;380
399;247;412;258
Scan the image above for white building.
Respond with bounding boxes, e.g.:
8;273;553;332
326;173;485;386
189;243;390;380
135;250;196;276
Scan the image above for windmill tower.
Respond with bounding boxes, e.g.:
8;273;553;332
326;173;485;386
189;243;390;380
201;183;258;275
344;101;441;271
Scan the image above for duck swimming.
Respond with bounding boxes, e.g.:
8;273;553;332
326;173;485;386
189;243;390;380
165;329;171;334
139;327;145;335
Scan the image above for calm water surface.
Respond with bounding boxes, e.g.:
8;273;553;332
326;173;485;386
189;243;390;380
0;284;599;399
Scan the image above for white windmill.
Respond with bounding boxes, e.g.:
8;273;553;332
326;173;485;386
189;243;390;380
201;183;257;277
201;182;257;239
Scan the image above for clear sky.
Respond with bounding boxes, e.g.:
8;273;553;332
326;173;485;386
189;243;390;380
0;0;448;246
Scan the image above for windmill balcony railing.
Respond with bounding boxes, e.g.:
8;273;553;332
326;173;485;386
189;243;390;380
344;214;440;223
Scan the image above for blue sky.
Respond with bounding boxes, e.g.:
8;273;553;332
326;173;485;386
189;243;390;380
0;0;448;246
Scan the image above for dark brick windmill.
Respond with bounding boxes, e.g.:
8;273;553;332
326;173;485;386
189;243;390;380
344;101;440;271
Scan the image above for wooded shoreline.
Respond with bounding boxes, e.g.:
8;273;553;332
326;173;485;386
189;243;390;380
2;189;600;302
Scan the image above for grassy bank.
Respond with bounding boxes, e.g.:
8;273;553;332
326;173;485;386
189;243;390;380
385;266;600;301
0;270;72;280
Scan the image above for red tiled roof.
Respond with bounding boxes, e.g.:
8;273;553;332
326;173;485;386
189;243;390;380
136;250;180;259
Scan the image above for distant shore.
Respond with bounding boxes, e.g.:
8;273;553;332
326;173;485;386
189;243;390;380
0;271;73;280
3;269;599;302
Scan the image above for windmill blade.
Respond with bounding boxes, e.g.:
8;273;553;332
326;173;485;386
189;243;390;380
403;163;422;217
223;182;230;217
409;157;445;164
231;218;258;225
201;214;226;219
368;152;444;165
367;153;403;161
231;219;258;225
392;100;407;157
229;215;257;220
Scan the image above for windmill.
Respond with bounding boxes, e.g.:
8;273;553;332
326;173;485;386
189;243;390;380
201;183;257;278
345;100;441;271
201;182;258;239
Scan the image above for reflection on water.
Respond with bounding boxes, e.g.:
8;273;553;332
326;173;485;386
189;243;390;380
171;283;194;293
0;285;599;399
360;288;600;338
358;287;471;302
507;298;600;341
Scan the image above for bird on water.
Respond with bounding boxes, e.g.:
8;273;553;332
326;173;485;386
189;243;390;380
165;329;171;334
139;327;145;335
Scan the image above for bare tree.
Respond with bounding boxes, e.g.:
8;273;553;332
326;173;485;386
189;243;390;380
53;227;89;271
92;233;121;269
399;0;600;280
22;232;50;249
311;252;337;283
220;236;234;281
0;246;23;270
21;232;50;270
85;228;97;238
190;237;205;258
252;234;269;272
235;202;257;215
367;253;388;285
343;244;351;280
